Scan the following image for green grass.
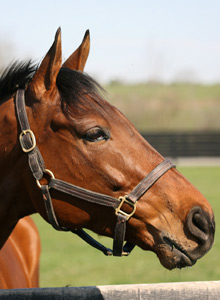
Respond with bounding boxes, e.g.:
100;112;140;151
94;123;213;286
104;83;220;132
32;166;220;287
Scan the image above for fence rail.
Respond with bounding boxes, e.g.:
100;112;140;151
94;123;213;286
1;282;220;299
142;131;220;157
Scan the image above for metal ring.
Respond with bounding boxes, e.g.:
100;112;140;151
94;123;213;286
36;169;55;189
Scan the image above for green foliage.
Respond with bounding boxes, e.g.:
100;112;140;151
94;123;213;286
32;166;220;287
105;83;220;132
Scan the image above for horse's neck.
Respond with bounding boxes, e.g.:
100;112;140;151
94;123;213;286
0;97;34;247
0;97;18;161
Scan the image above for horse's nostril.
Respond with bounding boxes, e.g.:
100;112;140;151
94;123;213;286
192;212;208;234
187;206;213;243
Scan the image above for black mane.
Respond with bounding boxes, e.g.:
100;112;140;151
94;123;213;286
0;61;107;112
0;61;37;101
57;68;107;113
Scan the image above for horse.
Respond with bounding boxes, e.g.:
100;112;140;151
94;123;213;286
0;28;215;288
0;217;40;289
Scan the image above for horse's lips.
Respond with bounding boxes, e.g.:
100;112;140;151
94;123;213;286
155;237;197;270
165;237;198;268
171;247;197;269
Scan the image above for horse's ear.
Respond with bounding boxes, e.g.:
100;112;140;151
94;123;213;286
63;30;90;71
30;28;62;96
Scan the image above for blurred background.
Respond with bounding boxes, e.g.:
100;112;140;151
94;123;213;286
1;0;220;287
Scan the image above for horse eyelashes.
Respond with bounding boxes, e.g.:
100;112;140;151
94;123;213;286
83;128;109;142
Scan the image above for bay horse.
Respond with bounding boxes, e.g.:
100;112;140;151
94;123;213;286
0;28;215;287
0;217;40;289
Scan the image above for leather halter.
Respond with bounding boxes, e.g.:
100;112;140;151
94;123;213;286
15;89;176;256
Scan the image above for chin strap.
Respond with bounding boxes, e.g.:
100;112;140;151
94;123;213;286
16;89;176;256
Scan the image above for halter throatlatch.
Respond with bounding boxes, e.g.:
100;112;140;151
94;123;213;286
16;89;176;256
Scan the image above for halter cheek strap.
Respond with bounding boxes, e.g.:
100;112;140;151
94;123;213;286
16;89;176;257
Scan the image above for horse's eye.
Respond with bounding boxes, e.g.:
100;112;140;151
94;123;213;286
83;128;109;142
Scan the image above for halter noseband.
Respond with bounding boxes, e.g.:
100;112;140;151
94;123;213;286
15;89;175;256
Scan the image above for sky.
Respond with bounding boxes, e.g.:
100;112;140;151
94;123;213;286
0;0;220;83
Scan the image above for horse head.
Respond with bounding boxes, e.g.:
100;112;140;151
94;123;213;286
0;28;215;270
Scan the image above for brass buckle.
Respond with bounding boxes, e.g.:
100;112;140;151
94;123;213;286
36;169;55;189
115;195;136;220
19;129;36;153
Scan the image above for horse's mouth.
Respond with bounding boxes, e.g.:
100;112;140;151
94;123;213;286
157;237;197;270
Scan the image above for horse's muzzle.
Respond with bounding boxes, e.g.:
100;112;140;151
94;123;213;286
186;206;215;258
156;206;215;270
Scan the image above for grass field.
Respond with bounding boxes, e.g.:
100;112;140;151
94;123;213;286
104;83;220;132
32;166;220;288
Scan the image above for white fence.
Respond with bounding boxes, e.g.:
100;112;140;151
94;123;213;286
0;281;220;299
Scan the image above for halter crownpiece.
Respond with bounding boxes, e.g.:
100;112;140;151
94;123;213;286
16;89;176;256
